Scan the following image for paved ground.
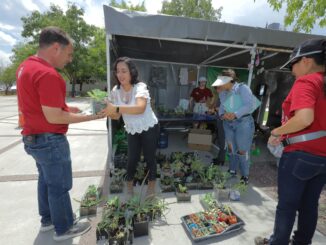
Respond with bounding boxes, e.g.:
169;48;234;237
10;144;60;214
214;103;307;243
0;95;325;245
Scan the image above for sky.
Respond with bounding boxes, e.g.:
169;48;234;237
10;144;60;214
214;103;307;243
0;0;325;66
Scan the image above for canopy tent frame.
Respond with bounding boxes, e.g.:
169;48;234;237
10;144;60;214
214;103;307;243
103;5;324;168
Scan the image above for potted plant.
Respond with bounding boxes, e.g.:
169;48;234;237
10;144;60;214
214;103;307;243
176;184;191;202
126;174;152;237
97;196;133;244
200;193;218;210
75;184;101;217
147;198;169;221
160;175;175;192
160;161;172;177
110;168;126;193
212;169;231;201
134;161;147;185
171;160;186;178
87;89;108;114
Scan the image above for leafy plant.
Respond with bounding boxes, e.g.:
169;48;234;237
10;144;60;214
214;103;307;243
232;181;248;194
178;184;188;193
190;159;204;173
213;169;231;189
134;162;146;182
85;184;98;197
87;89;108;102
111;168;127;183
113;129;127;146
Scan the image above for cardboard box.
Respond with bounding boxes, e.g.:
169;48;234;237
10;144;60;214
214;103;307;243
188;129;212;151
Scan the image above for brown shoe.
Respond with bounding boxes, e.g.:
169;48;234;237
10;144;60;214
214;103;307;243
254;236;269;245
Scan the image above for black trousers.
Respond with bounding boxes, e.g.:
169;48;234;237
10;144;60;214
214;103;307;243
126;124;159;181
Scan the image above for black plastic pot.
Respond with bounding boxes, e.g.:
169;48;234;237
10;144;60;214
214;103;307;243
96;228;109;241
80;205;97;217
133;219;149;237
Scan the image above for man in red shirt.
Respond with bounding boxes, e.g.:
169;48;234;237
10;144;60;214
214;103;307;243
16;26;105;242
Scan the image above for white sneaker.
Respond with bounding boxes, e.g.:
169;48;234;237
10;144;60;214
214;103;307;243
53;222;91;242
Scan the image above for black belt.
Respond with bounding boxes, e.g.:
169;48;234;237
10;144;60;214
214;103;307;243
241;114;251;119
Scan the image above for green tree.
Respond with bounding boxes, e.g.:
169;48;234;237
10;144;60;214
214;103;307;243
264;0;326;33
0;64;17;94
160;0;222;21
109;0;146;11
20;3;97;96
80;27;107;92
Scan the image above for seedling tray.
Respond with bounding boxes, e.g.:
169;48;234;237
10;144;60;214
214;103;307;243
181;208;245;242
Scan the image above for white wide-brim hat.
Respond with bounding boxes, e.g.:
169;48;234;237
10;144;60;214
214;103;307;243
212;76;233;87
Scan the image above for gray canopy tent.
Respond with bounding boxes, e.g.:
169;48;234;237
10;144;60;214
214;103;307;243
103;5;324;167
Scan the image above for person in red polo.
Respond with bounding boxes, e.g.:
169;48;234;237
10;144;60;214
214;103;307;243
189;76;213;115
16;26;105;242
255;38;326;245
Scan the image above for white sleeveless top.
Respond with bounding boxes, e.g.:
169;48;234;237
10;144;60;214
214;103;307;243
111;82;158;135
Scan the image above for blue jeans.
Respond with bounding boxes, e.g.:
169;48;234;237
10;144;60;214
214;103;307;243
215;118;226;162
23;133;74;235
223;115;255;176
270;151;326;245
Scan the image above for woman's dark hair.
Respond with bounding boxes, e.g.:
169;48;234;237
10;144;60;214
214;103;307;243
113;57;139;89
39;26;72;48
222;68;238;83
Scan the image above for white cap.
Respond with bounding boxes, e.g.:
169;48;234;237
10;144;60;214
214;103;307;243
212;76;233;87
199;76;207;82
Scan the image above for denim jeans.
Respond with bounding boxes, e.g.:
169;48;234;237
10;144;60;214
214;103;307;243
127;124;159;181
215;118;226;162
223;115;255;176
270;151;326;245
23;133;74;235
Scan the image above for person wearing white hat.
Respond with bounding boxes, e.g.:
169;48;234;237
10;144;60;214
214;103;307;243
255;38;326;245
189;76;213;118
212;69;256;185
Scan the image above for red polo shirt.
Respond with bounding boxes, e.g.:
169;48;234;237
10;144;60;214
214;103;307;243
282;72;326;156
16;56;69;135
190;87;213;103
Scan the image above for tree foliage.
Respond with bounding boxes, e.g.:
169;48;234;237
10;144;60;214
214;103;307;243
109;0;146;11
20;3;98;96
265;0;326;33
0;63;17;94
160;0;222;21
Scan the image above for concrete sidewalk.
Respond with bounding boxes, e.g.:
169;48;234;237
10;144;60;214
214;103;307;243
0;96;325;245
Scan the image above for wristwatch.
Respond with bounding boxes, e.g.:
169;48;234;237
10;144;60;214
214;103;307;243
116;106;120;113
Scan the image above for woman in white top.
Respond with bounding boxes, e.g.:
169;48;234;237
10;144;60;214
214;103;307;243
105;57;159;197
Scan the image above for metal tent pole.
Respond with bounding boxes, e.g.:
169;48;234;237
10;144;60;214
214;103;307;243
106;33;113;169
247;44;257;88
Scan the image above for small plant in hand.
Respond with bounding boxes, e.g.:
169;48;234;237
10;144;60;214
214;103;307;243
87;89;108;102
